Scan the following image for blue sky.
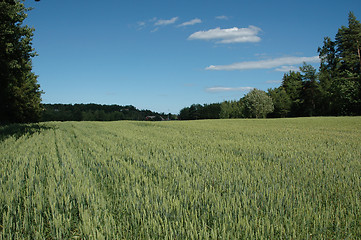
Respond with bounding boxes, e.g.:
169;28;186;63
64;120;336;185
25;0;361;114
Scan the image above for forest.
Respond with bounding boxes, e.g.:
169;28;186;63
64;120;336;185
41;104;174;122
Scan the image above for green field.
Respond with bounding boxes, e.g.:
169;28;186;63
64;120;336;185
0;118;360;239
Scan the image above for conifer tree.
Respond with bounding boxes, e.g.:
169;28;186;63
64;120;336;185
335;12;361;75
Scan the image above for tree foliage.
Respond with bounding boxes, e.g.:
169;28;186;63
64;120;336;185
219;100;244;119
335;12;361;75
179;103;221;120
0;0;42;123
41;104;169;121
180;89;274;120
299;63;319;116
243;89;274;118
267;87;291;118
264;12;361;118
318;11;361;115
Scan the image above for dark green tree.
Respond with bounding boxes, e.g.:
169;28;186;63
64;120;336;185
189;104;202;120
267;87;292;118
318;37;339;115
0;0;42;123
199;103;221;119
334;12;361;115
219;101;232;119
219;100;244;119
179;107;191;120
335;12;361;75
281;71;303;116
318;12;361;115
300;63;319;116
281;71;303;100
330;71;360;115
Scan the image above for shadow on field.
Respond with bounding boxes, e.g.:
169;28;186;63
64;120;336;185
0;123;54;142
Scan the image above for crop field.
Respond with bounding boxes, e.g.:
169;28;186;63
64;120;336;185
0;117;360;239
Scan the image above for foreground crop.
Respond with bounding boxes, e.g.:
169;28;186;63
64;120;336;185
0;118;360;239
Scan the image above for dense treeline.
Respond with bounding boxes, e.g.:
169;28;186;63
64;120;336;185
179;103;221;120
179;89;274;120
41;104;173;122
180;12;361;119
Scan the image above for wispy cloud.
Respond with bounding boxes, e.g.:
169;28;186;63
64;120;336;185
188;25;261;44
206;56;320;71
151;27;159;33
154;17;179;26
206;86;254;93
215;15;229;20
178;18;202;27
275;65;300;72
136;21;146;30
265;80;282;84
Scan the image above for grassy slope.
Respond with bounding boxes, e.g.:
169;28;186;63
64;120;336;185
0;117;360;239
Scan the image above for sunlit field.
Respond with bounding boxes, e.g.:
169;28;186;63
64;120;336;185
1;117;360;239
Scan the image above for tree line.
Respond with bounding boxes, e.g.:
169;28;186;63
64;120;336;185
41;104;174;122
179;89;274;120
180;12;361;119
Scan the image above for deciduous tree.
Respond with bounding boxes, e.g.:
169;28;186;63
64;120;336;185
0;0;42;123
243;89;274;118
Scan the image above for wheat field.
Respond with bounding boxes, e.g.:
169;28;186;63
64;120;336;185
0;117;360;239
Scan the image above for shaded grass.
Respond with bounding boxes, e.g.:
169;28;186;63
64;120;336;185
0;123;54;142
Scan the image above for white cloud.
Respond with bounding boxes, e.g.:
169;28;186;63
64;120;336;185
265;80;282;84
275;65;300;72
206;56;320;71
178;18;202;27
206;86;254;93
154;17;179;26
188;25;261;44
216;15;229;20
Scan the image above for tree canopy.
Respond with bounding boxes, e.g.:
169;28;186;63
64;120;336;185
243;89;274;118
0;0;42;123
41;104;172;122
